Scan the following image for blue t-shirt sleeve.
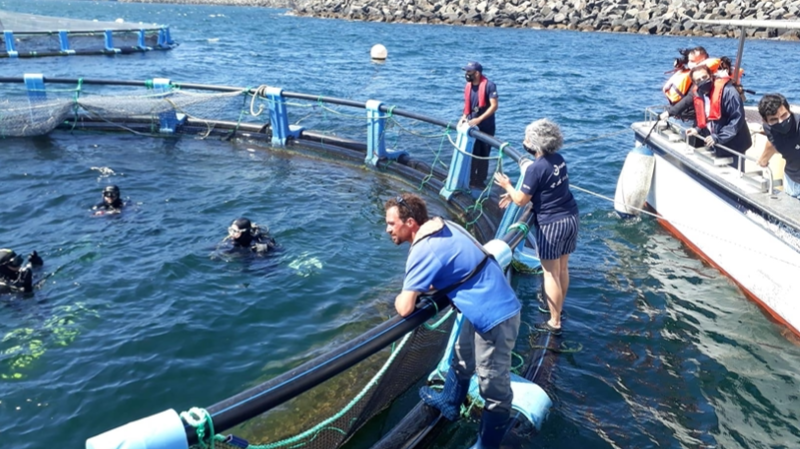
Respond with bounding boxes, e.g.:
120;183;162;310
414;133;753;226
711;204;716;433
487;80;498;100
520;162;541;196
402;242;443;292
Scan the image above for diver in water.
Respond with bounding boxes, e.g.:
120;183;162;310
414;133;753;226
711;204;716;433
0;249;44;294
227;218;276;254
93;185;124;215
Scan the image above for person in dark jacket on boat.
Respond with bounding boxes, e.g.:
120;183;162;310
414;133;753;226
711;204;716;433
493;119;579;336
0;249;43;294
92;185;124;215
757;93;800;198
385;193;520;449
683;65;752;166
226;217;276;254
660;47;739;123
459;61;498;188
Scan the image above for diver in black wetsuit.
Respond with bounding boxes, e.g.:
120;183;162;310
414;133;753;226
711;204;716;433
0;249;43;294
227;218;276;254
93;185;124;215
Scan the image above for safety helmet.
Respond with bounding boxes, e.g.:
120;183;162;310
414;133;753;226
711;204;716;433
0;249;22;268
103;185;120;200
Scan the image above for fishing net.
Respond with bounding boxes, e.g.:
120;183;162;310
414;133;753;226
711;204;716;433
188;310;456;449
0;80;469;172
0;10;173;58
0;77;510;232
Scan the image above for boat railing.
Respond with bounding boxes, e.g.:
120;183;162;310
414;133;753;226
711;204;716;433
644;107;775;194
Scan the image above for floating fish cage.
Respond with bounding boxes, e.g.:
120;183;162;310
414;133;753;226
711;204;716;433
1;74;558;449
0;10;175;58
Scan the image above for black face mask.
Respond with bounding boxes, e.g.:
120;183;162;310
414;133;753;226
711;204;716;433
771;114;795;135
465;73;475;82
696;78;713;95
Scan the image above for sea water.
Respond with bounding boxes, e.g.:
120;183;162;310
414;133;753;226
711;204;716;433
1;1;799;448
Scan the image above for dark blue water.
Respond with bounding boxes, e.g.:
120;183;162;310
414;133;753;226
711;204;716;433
2;1;800;448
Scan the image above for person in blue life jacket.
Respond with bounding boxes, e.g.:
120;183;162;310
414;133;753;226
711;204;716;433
758;93;800;198
493;119;579;336
384;193;520;449
460;61;499;189
226;217;276;254
92;185;124;215
0;249;43;294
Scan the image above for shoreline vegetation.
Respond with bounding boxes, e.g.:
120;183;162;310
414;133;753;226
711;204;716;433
121;0;800;39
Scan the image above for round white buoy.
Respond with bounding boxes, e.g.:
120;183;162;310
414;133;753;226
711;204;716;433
115;18;124;23
370;44;387;61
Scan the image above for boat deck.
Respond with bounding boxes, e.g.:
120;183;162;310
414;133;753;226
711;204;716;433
632;108;800;236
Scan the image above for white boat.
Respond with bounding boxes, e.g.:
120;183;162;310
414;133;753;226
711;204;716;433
628;19;800;338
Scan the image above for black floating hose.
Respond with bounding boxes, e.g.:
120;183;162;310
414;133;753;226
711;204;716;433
187;293;452;445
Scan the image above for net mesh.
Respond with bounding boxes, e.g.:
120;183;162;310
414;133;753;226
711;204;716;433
0;10;170;57
188;310;456;449
0;81;470;173
1;79;506;229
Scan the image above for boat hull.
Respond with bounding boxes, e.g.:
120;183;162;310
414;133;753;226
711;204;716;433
647;151;800;337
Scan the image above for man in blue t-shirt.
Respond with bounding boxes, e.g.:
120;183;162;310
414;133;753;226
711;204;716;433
460;62;499;188
384;193;520;449
758;93;800;198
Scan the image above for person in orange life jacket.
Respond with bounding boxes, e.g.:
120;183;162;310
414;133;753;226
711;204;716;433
459;61;498;188
684;65;752;166
661;47;726;122
758;93;800;198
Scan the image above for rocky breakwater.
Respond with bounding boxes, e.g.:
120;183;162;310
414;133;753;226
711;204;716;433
291;0;800;39
121;0;295;8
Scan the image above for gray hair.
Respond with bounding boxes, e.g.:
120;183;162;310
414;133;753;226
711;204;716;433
523;119;563;155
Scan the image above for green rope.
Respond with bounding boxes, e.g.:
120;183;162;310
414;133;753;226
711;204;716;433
417;122;451;191
510;351;525;375
529;336;583;354
248;333;414;449
221;90;250;141
69;78;84;133
423;307;454;330
496;142;508;174
507;222;529;235
181;407;216;449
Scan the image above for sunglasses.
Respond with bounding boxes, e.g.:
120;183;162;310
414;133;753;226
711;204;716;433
103;191;118;198
395;195;406;207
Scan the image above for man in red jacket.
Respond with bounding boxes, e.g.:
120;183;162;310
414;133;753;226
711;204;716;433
460;61;498;188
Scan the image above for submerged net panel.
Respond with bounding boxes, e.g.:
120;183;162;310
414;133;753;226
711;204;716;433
189;311;455;449
281;97;459;170
0;11;160;32
0;11;171;57
0;82;256;137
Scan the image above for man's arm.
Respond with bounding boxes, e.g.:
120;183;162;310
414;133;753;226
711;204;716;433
662;93;694;120
758;140;778;167
469;97;498;128
714;85;745;145
395;290;421;317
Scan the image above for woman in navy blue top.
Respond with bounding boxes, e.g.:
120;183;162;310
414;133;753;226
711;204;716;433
494;119;579;335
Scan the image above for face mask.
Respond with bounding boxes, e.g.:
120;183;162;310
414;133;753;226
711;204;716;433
771;114;795;135
465;73;475;82
696;78;712;95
